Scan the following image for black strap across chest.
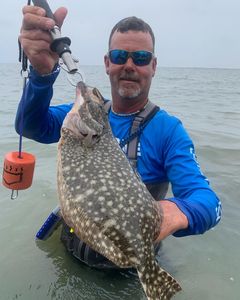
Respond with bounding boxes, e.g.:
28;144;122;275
104;100;160;168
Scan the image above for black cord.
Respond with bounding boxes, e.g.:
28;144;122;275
18;0;32;70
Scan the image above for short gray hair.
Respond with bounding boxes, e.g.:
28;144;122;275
108;16;155;52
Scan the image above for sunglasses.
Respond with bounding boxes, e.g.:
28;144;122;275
108;49;153;66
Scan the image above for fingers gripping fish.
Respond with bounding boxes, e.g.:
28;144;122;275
57;81;182;299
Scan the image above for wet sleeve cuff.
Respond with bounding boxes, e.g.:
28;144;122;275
29;64;60;85
165;194;220;237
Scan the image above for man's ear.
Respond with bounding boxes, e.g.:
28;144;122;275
152;56;157;77
104;54;110;75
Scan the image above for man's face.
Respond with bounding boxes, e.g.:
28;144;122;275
104;30;157;103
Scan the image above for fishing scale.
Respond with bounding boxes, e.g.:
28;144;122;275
2;0;83;199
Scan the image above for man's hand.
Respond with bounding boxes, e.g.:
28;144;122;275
155;200;188;242
19;5;67;75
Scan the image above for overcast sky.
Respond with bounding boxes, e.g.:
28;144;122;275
1;0;240;68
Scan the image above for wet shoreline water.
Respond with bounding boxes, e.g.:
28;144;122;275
0;64;239;300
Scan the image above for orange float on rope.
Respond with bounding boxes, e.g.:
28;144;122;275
2;151;35;191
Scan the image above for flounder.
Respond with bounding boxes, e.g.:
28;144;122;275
57;81;182;299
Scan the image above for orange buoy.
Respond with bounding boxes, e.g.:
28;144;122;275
2;151;35;191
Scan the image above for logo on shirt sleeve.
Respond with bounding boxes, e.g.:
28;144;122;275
215;201;222;223
190;147;209;183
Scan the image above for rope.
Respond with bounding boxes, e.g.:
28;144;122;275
17;0;32;158
119;119;150;149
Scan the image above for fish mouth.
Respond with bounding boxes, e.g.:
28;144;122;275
79;131;88;137
79;131;99;140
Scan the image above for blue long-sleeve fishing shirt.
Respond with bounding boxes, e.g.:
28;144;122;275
15;66;221;237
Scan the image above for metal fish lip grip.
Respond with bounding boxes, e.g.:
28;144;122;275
32;0;78;74
32;0;84;84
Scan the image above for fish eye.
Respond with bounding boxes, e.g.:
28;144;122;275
92;88;104;100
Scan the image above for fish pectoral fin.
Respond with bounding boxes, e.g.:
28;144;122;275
62;113;96;141
62;113;82;137
136;260;182;300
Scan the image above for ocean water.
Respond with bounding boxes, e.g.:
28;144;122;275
0;64;239;300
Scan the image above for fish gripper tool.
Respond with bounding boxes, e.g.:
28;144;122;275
32;0;78;74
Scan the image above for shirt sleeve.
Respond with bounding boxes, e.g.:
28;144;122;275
15;66;73;143
163;120;222;236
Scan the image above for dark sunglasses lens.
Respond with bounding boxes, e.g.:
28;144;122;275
109;50;128;65
109;50;153;66
132;51;152;66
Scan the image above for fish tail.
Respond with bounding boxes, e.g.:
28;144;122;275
137;260;182;300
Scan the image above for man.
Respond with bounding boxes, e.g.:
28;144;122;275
17;5;221;268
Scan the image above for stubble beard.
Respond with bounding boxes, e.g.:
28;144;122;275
118;85;141;99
